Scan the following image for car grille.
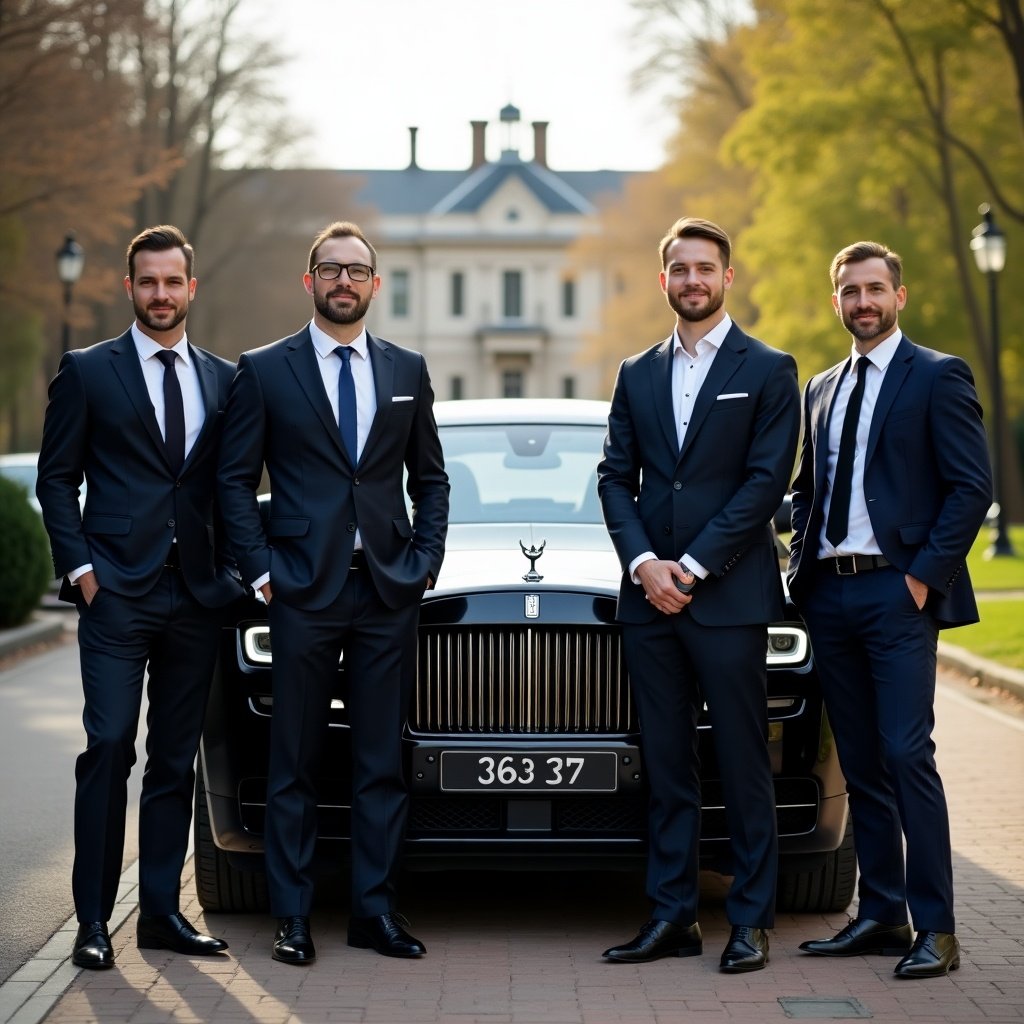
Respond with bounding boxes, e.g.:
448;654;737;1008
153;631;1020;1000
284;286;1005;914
412;626;636;735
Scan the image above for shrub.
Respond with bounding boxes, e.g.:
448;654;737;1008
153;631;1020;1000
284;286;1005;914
0;475;52;627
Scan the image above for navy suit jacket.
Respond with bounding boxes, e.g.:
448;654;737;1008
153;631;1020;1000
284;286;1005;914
598;322;801;627
787;336;992;627
217;327;449;612
36;329;240;607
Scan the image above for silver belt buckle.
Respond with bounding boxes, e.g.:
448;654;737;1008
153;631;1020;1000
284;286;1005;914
835;557;857;576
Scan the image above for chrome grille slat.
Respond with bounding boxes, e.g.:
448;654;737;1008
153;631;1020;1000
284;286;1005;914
414;626;634;734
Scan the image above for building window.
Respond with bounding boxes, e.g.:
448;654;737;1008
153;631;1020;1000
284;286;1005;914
562;376;576;399
450;375;464;400
450;272;464;317
391;269;410;317
502;370;524;398
562;278;576;318
502;271;522;319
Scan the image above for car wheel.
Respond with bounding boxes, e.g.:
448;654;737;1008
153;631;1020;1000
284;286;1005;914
776;814;856;913
194;762;269;913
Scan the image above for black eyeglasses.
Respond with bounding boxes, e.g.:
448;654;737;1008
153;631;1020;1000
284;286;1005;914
310;262;374;282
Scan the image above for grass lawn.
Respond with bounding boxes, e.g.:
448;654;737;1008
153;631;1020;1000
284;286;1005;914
966;523;1024;591
948;600;1024;670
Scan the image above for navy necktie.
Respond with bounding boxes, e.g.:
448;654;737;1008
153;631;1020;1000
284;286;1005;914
155;348;185;474
826;356;870;547
336;345;358;461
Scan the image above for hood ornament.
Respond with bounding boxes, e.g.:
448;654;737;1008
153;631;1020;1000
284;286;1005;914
519;539;546;582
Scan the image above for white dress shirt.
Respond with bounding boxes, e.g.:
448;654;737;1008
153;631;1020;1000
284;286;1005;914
817;329;903;558
69;324;206;583
629;315;733;583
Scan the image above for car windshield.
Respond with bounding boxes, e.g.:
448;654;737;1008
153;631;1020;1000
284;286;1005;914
439;423;606;525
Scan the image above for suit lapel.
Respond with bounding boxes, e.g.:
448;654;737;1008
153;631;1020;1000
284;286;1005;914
108;329;169;464
360;333;394;461
866;336;913;465
183;344;219;469
814;361;847;492
284;328;350;464
648;336;677;456
677;324;745;464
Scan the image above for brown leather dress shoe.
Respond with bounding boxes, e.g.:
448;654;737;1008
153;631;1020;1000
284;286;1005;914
136;912;228;955
348;912;425;958
894;931;960;978
800;917;913;957
72;921;114;970
602;920;703;962
720;925;769;973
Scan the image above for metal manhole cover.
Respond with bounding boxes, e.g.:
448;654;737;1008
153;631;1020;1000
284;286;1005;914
779;997;872;1019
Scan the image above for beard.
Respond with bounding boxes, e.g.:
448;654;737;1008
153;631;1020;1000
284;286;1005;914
667;283;726;323
314;285;372;325
134;299;188;334
842;305;898;342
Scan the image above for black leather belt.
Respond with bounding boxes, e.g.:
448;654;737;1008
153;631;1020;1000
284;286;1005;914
164;545;181;569
822;554;891;576
350;550;367;570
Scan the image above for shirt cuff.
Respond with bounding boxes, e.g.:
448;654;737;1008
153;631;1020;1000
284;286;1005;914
680;554;709;580
628;551;656;584
68;564;93;585
251;571;270;595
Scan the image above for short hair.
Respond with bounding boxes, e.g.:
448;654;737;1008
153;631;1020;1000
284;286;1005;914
830;240;903;290
308;221;377;272
126;224;194;280
658;217;732;269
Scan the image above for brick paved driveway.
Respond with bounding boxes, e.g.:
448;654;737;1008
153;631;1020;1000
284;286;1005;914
29;671;1024;1023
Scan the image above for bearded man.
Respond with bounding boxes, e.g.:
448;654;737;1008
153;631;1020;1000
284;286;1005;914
217;221;448;965
598;217;800;973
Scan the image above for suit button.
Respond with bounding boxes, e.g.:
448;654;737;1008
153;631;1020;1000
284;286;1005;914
167;519;175;528
175;481;181;489
663;526;671;535
673;481;682;491
347;523;356;533
353;477;360;485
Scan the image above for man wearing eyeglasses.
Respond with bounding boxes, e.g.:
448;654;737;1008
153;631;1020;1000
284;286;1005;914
218;221;449;965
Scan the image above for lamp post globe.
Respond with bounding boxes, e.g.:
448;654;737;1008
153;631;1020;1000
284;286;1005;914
55;233;85;357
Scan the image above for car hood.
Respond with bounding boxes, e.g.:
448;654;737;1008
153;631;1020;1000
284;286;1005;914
434;523;622;593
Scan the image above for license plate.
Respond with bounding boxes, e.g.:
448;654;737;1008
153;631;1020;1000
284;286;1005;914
439;751;619;793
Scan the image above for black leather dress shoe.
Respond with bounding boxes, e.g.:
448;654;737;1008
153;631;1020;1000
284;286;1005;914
894;931;960;978
273;916;316;965
136;912;228;955
602;920;703;963
72;921;114;970
348;913;426;958
799;917;913;957
720;925;769;973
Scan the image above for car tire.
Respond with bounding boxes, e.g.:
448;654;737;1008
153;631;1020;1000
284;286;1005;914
194;762;269;913
776;815;856;913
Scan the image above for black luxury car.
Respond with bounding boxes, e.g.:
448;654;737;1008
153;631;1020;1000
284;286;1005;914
195;399;853;913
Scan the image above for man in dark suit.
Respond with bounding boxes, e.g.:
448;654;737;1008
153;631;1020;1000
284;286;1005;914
36;225;239;969
217;221;448;966
788;241;991;979
598;217;800;973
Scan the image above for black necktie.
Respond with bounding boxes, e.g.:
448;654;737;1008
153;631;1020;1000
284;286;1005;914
336;345;358;461
825;357;870;547
156;349;185;474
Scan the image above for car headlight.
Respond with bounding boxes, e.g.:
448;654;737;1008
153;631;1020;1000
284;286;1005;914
767;625;808;666
241;625;346;668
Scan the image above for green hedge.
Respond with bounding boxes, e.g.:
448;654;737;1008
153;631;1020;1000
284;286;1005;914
0;475;52;627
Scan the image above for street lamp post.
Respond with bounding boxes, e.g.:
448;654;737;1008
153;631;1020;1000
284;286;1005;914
55;233;85;356
969;203;1015;558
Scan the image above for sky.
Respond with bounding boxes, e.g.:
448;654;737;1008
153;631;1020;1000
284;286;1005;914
256;0;677;172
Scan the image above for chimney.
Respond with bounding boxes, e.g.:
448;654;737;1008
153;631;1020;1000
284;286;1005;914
532;121;549;168
470;120;488;170
408;126;418;169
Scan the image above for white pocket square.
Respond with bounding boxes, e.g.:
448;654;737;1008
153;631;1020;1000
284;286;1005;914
392;395;414;402
716;392;749;400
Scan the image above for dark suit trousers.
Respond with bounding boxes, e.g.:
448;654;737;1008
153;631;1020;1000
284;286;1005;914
623;613;778;928
73;569;221;922
265;570;418;918
801;564;953;933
